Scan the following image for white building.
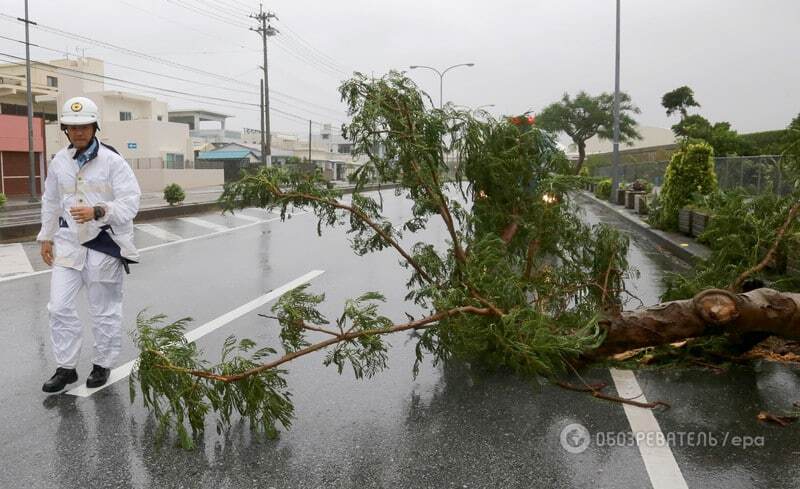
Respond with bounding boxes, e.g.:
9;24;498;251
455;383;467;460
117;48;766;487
0;57;222;191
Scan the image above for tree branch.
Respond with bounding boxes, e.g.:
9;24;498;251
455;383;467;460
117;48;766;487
152;306;494;383
731;200;800;291
277;189;435;285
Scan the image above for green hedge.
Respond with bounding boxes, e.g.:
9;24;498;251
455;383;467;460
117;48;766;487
655;141;718;230
0;192;6;209
594;178;612;200
163;183;186;206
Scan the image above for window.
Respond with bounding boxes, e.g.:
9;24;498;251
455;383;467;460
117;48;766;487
46;76;58;88
119;111;132;121
165;153;185;169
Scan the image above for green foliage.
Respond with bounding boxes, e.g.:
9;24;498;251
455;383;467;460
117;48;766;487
135;72;639;445
671;116;743;156
131;313;293;449
661;86;700;118
662;191;800;300
536;91;641;173
738;130;793;156
163;183;185;206
651;141;718;230
0;192;6;209
595;178;612;200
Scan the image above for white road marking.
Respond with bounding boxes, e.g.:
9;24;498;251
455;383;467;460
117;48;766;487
228;213;262;223
0;243;34;276
67;269;326;397
610;368;689;489
178;216;230;233
135;223;183;242
0;211;309;284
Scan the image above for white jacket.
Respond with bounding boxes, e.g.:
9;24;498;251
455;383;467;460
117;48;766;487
37;141;141;270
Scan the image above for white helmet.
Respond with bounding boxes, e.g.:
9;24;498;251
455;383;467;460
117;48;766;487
60;96;100;129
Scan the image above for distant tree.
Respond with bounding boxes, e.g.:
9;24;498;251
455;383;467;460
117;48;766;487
672;115;741;156
536;91;641;175
661;86;700;119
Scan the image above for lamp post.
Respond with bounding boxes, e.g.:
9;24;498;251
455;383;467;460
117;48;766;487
610;0;622;203
409;63;475;109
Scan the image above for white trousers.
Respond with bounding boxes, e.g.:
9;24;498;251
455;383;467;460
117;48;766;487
48;249;124;369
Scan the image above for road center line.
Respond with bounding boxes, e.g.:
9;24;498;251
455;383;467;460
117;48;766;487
67;269;326;397
609;368;689;489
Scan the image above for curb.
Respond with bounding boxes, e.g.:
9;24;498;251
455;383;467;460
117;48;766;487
0;182;400;243
575;191;710;265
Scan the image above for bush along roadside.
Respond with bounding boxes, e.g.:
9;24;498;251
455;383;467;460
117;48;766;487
662;190;800;301
0;192;6;209
649;140;717;231
163;183;186;206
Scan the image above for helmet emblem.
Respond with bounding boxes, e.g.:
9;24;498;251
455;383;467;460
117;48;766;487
70;102;83;112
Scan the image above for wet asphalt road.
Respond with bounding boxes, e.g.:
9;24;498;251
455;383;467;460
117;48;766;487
0;191;797;489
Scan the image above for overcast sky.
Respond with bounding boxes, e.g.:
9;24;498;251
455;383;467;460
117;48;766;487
1;0;798;137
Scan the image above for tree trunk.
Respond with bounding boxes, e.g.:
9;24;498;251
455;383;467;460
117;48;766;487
589;288;800;358
575;141;586;175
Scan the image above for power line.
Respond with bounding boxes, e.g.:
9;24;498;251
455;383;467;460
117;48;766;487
0;13;255;88
0;33;347;117
275;19;352;74
118;0;251;50
164;0;250;29
0;52;344;125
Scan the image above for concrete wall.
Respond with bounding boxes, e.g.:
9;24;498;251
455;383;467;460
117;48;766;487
132;169;223;193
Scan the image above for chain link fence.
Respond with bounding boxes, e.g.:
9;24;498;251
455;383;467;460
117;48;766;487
593;155;793;195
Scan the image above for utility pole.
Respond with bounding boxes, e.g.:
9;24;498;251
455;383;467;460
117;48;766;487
259;79;266;166
250;4;277;166
20;0;38;201
610;0;622;203
308;120;312;164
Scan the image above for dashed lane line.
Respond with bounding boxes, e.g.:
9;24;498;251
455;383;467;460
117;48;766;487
67;269;326;397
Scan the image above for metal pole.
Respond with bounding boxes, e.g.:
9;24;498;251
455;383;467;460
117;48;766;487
23;0;37;201
308;120;312;163
259;79;266;166
609;0;621;203
439;74;443;110
261;7;271;166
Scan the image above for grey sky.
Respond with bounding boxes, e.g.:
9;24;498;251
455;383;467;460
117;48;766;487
1;0;798;136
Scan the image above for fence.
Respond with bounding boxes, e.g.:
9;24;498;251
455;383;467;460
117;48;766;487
592;155;793;195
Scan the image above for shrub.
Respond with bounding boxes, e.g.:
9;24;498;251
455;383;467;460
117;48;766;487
653;141;717;230
163;183;186;206
594;178;612;200
0;192;6;209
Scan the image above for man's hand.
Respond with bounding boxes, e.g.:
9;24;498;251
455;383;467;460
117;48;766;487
40;241;54;266
69;206;94;224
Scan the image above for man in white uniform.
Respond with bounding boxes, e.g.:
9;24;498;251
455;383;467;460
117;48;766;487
39;96;141;392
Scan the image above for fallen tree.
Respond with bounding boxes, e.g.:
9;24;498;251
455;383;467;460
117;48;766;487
132;73;800;448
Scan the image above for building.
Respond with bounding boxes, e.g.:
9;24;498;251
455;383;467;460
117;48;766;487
0;114;46;196
0;57;222;192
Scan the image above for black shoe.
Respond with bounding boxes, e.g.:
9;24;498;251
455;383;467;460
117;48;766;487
42;368;78;393
86;364;110;388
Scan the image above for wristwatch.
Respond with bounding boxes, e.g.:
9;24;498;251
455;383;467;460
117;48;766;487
93;205;106;220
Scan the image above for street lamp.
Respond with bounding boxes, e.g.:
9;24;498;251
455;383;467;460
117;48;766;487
409;63;475;109
610;0;622;203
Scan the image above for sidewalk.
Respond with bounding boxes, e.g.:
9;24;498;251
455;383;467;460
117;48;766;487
576;191;710;264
